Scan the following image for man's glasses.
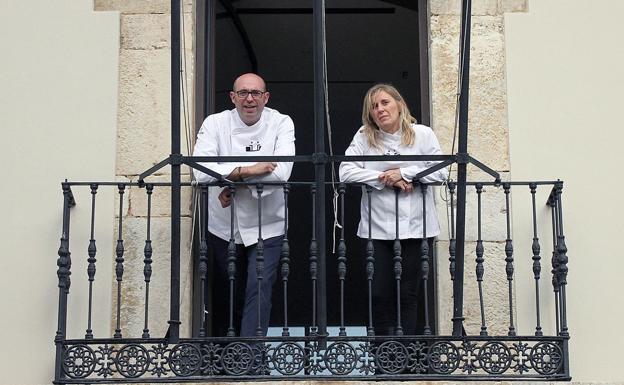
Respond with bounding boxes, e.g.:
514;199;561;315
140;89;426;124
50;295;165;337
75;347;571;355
234;89;265;99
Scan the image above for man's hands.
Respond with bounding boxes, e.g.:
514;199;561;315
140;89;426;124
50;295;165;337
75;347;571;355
226;162;277;181
220;162;278;207
242;162;276;178
379;168;413;192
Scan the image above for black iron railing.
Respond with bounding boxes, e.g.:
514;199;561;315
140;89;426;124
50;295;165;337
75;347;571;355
53;173;570;383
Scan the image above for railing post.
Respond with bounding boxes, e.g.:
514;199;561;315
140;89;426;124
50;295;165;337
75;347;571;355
313;0;327;339
554;181;570;376
168;0;182;343
452;0;473;336
54;182;73;384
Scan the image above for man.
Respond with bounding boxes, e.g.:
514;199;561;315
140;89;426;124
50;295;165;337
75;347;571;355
192;73;295;337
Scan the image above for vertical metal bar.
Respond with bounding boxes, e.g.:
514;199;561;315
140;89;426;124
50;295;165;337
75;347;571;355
143;184;154;339
452;0;472;336
114;184;126;339
420;184;431;336
337;183;347;336
555;182;569;338
309;186;318;335
530;183;543;336
313;0;327;339
227;185;237;337
554;182;570;377
281;184;291;337
365;186;375;336
197;185;208;337
169;0;182;343
85;184;98;339
417;0;432;125
448;181;456;280
194;0;216;127
503;183;516;336
549;193;561;335
393;189;403;336
54;182;73;383
475;184;487;336
255;184;265;336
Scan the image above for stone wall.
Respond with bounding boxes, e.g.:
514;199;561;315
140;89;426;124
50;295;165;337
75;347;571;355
92;0;531;339
429;0;527;334
94;0;195;338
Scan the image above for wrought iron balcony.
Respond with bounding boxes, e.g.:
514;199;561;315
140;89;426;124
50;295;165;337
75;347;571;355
53;166;570;383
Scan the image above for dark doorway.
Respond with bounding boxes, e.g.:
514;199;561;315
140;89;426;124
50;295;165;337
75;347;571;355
195;0;435;335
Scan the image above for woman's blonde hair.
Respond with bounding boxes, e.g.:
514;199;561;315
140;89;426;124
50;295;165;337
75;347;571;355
361;83;416;150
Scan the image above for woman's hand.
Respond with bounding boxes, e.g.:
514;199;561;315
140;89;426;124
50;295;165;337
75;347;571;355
218;188;232;208
394;179;414;193
378;168;403;187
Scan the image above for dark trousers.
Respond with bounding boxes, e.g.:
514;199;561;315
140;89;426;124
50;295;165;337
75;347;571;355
209;233;283;337
361;237;433;336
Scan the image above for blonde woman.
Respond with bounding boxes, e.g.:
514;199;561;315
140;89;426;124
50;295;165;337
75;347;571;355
339;84;448;335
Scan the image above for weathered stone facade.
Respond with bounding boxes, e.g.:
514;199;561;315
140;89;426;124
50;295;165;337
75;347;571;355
95;0;195;337
429;0;527;335
95;0;530;340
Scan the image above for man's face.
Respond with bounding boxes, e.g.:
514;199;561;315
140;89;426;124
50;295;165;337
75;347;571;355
230;74;270;126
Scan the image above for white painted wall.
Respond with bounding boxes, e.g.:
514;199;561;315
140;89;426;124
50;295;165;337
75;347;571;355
506;0;624;382
0;1;119;384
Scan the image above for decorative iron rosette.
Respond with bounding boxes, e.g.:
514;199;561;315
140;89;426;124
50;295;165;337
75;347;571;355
375;341;408;374
116;344;149;378
63;345;96;379
170;343;201;377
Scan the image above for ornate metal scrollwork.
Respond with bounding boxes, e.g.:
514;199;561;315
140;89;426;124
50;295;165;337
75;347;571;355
170;343;201;377
428;341;460;374
200;343;223;375
530;341;563;375
221;342;254;375
375;341;408;374
59;338;566;381
478;341;512;374
94;344;116;378
63;344;96;379
273;342;305;375
324;342;357;375
116;344;149;378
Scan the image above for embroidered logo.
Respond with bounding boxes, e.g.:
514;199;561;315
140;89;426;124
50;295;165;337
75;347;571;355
384;148;400;156
246;140;262;152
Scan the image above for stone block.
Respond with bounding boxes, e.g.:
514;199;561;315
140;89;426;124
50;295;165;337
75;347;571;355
128;174;193;217
111;216;193;338
94;0;193;14
436;240;515;336
116;48;171;176
430;15;510;172
115;48;194;177
120;13;194;50
499;0;528;13
431;0;499;16
121;14;169;50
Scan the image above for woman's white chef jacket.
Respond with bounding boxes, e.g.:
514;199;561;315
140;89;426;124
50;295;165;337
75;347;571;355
339;124;448;240
192;107;295;246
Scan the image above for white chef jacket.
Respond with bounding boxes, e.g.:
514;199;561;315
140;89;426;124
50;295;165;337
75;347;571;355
339;124;448;240
192;107;295;246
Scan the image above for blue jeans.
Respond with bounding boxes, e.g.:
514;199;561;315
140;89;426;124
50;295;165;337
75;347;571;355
210;233;283;337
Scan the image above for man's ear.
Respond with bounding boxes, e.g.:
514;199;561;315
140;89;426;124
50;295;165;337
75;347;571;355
229;91;237;105
263;91;270;104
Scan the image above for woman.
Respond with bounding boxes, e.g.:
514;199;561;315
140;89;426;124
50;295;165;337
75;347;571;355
339;84;448;335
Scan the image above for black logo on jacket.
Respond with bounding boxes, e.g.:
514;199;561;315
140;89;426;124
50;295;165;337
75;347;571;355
246;140;262;152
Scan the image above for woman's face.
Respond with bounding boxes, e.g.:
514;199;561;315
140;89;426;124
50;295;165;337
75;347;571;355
370;90;401;133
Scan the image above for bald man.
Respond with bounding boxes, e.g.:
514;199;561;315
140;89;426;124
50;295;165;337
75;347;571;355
192;73;295;337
